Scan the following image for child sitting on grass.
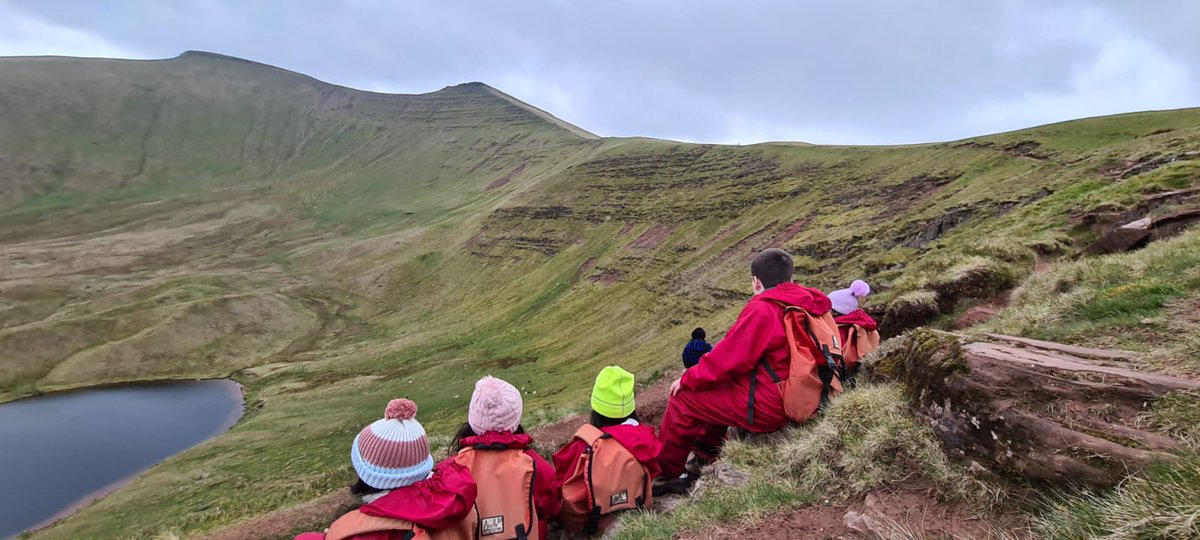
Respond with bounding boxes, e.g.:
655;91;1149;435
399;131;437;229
295;398;478;540
553;366;662;537
828;279;881;375
449;376;559;540
681;327;712;369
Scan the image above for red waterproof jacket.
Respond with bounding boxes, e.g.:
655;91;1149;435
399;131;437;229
550;421;663;491
459;431;560;539
293;459;477;540
834;309;878;343
681;282;833;393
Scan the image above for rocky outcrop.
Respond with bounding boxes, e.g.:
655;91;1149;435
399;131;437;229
867;330;1199;487
1079;187;1200;255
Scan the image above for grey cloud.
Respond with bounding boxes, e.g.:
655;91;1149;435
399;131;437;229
4;0;1197;144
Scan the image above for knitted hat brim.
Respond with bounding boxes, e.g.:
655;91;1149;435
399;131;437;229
351;443;434;490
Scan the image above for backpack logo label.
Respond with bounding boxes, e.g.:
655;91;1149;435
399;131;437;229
610;489;629;506
481;516;504;536
833;335;840;349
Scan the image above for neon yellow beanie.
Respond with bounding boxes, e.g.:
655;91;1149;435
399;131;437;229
591;366;636;419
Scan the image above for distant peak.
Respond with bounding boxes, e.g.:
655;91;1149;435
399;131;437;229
476;84;599;140
178;51;256;63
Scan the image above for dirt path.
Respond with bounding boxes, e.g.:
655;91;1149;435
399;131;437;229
953;258;1056;330
195;491;354;540
680;478;1029;540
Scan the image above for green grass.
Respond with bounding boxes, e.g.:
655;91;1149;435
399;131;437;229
0;52;1198;537
615;479;813;540
773;384;971;498
1036;456;1200;540
1145;390;1200;447
613;385;980;538
983;228;1200;369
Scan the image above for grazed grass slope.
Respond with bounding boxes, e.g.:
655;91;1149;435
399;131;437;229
0;52;1197;537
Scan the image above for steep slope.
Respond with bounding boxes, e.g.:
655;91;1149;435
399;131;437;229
0;52;1197;538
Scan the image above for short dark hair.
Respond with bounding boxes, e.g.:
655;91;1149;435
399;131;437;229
691;327;706;340
751;248;794;289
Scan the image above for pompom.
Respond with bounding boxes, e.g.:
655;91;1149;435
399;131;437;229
849;279;871;297
385;398;418;421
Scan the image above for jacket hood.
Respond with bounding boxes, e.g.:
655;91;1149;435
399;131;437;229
754;282;832;315
835;309;878;331
602;423;662;465
359;460;477;529
685;339;709;352
460;430;534;450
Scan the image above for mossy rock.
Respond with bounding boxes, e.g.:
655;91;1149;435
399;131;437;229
866;330;1198;487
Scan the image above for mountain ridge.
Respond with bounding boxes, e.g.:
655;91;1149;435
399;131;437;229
1;52;1198;539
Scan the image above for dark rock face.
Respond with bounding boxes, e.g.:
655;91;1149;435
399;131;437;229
1081;188;1200;255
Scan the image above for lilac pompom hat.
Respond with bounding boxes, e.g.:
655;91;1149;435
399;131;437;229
828;279;871;315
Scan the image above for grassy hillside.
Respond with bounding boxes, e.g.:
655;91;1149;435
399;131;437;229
0;52;1198;538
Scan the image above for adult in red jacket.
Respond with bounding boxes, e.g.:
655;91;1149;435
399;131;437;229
656;249;832;491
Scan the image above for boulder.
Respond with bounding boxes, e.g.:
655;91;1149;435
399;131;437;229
867;330;1199;486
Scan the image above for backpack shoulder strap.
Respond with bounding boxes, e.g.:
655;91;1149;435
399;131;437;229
327;510;416;540
573;424;606;446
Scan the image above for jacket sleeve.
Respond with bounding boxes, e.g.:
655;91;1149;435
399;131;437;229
551;440;585;493
681;301;776;391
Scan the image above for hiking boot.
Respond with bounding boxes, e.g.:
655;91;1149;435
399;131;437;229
652;474;696;497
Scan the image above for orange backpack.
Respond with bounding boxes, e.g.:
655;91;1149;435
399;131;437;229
757;302;846;424
454;446;539;540
325;506;478;540
559;425;652;536
839;323;881;373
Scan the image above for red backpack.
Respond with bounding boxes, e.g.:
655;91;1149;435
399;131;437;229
559;425;652;536
759;301;846;423
839;323;881;373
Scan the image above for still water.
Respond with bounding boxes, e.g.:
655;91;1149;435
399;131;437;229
0;380;243;538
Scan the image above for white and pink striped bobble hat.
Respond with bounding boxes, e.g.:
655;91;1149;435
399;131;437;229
350;398;434;490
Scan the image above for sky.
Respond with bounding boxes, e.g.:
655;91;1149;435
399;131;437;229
1;0;1197;145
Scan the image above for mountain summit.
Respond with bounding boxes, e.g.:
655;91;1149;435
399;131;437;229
1;52;1198;538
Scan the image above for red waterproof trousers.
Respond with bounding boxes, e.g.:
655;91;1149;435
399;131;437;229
656;372;788;478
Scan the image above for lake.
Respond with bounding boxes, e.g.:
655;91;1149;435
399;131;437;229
0;379;243;538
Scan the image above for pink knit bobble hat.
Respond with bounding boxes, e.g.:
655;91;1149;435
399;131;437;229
828;280;871;315
350;398;433;490
468;376;523;434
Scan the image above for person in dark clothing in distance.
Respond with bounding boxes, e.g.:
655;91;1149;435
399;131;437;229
681;327;712;369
